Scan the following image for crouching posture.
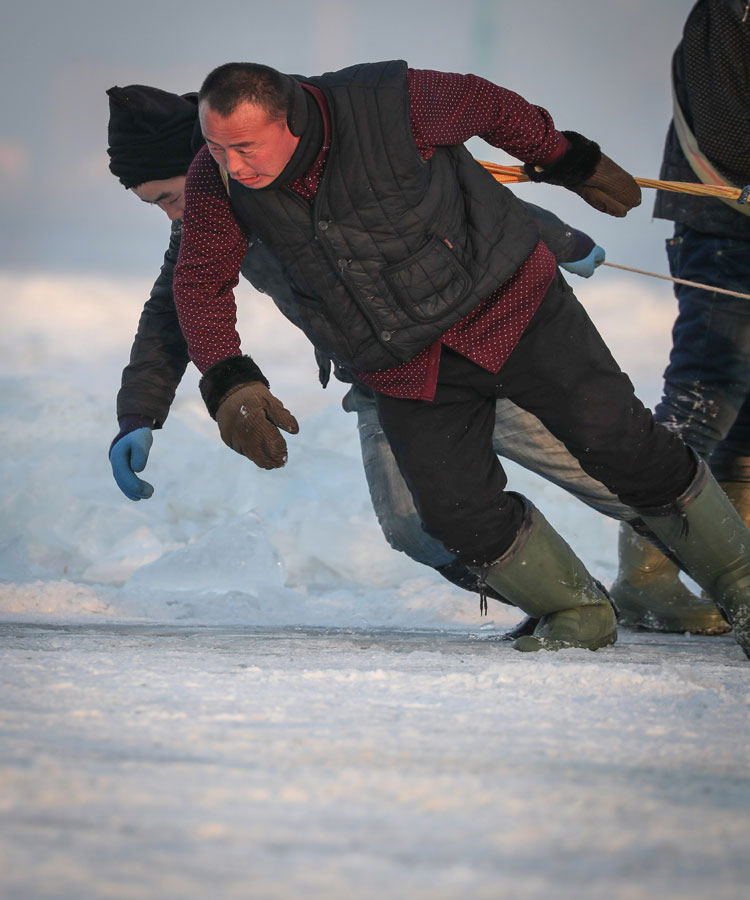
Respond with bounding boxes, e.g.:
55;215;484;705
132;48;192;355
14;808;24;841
172;60;750;656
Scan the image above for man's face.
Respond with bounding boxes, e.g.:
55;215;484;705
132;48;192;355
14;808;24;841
199;100;300;189
131;175;187;221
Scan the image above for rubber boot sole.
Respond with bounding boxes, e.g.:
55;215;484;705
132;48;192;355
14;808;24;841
512;605;617;653
513;629;617;653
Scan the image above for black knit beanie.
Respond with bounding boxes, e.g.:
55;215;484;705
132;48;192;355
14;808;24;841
106;85;199;188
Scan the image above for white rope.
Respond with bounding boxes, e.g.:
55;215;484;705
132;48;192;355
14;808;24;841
601;261;750;301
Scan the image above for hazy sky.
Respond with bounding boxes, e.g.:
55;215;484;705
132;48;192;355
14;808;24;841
1;0;694;277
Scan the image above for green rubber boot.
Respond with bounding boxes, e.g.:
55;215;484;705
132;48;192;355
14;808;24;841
480;500;617;653
639;461;750;659
699;480;750;613
609;523;730;635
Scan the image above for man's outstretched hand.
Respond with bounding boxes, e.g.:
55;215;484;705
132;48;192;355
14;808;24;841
560;243;606;278
216;382;299;469
110;427;155;500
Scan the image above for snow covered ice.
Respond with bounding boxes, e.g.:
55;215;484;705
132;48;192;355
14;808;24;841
1;272;749;900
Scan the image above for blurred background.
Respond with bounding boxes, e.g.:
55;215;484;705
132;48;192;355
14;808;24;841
2;0;690;275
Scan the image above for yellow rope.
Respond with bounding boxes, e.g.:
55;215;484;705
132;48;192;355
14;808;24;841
478;160;748;204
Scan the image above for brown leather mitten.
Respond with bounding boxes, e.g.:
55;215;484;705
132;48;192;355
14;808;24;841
216;382;299;469
575;153;642;218
523;131;641;218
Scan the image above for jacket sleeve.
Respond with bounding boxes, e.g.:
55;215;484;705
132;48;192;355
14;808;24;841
116;219;190;426
407;69;568;166
519;201;590;263
173;146;248;374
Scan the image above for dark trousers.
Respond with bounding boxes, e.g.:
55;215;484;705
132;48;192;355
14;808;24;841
655;224;750;481
375;272;696;566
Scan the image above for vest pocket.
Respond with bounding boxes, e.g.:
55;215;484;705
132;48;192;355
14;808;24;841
380;237;472;323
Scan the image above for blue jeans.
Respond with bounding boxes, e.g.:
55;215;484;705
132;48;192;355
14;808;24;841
655;225;750;478
343;382;633;568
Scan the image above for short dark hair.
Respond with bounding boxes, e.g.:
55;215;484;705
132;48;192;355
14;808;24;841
199;63;291;121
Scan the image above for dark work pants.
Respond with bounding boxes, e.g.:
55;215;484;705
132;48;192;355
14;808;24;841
374;271;696;566
655;225;750;481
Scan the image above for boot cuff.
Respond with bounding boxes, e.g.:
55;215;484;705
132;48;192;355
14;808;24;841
634;451;708;517
484;493;537;568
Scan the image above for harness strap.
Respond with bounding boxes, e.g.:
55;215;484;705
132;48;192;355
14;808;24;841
671;82;750;217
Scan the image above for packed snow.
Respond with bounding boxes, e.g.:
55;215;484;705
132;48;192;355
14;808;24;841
1;269;748;900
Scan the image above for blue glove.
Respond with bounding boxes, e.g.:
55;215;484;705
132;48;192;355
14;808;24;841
110;427;154;500
560;244;605;278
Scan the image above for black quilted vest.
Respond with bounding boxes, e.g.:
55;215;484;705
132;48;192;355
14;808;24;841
228;60;539;371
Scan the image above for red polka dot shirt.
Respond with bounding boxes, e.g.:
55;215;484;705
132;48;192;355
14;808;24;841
175;69;568;401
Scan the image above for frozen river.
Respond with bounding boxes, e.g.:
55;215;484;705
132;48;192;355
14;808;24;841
2;622;748;900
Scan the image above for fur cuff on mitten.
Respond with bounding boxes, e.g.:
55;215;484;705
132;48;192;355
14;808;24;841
523;131;602;188
199;355;270;419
